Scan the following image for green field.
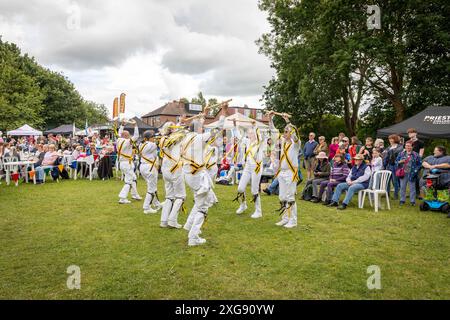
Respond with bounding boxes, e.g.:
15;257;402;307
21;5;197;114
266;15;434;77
0;176;449;300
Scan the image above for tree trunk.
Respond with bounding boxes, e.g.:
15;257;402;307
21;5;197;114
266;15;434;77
392;97;405;123
342;87;356;136
390;64;405;123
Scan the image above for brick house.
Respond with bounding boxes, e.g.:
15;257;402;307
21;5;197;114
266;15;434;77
204;105;269;125
141;101;206;127
141;101;268;128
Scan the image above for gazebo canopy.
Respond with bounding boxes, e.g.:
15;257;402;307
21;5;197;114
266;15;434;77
45;124;81;135
7;124;43;136
377;106;450;139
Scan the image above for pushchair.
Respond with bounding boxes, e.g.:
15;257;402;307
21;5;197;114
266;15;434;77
419;169;449;216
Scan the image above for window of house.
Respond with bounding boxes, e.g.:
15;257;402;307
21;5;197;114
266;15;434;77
256;110;263;120
244;109;251;118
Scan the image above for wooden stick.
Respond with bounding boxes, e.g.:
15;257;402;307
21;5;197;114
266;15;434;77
208;99;232;110
266;111;292;118
183;99;233;122
227;119;256;124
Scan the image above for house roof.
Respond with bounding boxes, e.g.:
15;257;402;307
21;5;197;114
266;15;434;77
142;101;202;118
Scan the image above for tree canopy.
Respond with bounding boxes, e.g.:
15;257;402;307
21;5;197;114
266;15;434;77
0;38;108;132
257;0;450;137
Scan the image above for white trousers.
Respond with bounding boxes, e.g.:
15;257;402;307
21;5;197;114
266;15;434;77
237;164;262;213
161;169;186;225
207;165;218;206
237;164;262;195
278;170;298;225
184;171;211;240
118;161;139;199
140;163;160;210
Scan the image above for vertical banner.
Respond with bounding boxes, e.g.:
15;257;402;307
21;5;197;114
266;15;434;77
119;93;126;114
113;97;119;119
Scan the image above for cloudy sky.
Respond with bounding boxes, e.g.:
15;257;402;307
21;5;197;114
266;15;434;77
0;0;274;117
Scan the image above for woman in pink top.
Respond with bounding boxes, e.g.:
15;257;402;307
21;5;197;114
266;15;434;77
328;137;339;161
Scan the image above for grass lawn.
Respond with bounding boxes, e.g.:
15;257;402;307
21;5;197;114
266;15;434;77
0;175;449;300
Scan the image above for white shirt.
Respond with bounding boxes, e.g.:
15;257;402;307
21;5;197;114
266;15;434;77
116;125;139;162
182;116;225;175
371;157;383;173
269;119;300;172
233;126;264;166
139;141;158;165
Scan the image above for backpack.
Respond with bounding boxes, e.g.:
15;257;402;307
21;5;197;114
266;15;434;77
301;183;314;201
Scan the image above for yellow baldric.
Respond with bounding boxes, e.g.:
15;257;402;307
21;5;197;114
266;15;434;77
139;142;157;171
159;136;182;173
205;148;216;170
244;140;262;174
181;133;205;175
118;140;133;164
274;141;299;182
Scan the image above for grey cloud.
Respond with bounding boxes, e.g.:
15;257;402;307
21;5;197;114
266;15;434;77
0;0;274;101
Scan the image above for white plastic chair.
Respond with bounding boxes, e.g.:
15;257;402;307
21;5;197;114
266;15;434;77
358;170;392;212
63;155;74;179
3;157;19;185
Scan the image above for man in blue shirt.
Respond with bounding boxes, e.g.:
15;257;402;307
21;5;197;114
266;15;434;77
303;132;318;180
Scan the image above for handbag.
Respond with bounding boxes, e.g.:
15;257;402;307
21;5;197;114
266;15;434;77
395;154;411;178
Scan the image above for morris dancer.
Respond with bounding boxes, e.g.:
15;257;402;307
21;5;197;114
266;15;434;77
182;104;228;246
233;119;265;219
158;122;187;229
139;130;162;214
268;111;300;228
117;121;142;204
205;142;219;206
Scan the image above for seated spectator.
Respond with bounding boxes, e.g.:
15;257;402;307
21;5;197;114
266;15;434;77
3;143;11;157
328;154;372;210
71;145;83;160
419;146;450;197
35;144;59;184
4;146;19;158
313;154;350;204
307;152;331;201
218;155;230;177
396;141;422;206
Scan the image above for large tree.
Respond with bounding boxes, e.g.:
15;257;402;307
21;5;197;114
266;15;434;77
0;38;109;131
258;0;450;135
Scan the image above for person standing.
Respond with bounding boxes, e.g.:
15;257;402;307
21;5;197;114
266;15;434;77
234;119;265;219
303;132;318;180
158;122;187;229
359;137;374;162
383;134;403;200
406;128;425;198
328;137;340;162
182;104;227;246
117;121;141;204
396;141;422;206
139;130;162;214
205;142;219;206
268;112;301;228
